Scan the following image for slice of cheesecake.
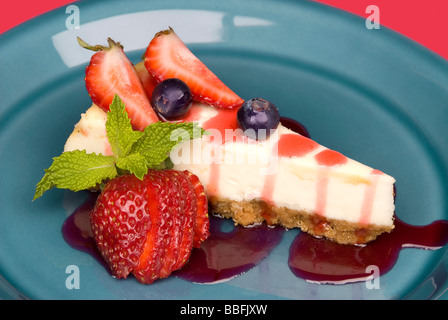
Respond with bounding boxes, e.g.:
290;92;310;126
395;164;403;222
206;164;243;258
65;102;395;245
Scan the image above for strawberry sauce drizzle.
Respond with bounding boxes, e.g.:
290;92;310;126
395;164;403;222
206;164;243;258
359;169;382;226
202;107;240;196
314;149;348;217
315;168;329;217
277;134;318;157
174;216;285;283
259;118;315;206
182;104;240;196
288;217;448;285
61;117;448;286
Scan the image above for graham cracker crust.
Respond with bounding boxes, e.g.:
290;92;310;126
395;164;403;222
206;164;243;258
209;197;394;245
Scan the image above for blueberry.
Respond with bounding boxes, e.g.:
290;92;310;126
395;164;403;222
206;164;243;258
150;78;193;120
237;98;280;140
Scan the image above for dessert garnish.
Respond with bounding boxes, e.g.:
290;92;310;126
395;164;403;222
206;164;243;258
34;95;206;198
237;98;280;140
34;95;209;283
144;27;244;109
77;37;159;131
151;78;193;120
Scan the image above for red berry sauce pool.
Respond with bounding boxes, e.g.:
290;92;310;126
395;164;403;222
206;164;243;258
62;117;448;285
61;194;111;274
288;217;448;284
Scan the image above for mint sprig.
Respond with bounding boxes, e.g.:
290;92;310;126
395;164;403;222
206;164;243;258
33;94;206;200
106;95;144;158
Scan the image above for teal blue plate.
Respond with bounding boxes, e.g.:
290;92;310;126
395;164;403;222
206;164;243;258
1;0;448;300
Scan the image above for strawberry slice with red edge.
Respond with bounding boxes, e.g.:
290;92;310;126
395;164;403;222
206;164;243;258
167;171;198;271
182;170;210;248
155;170;190;279
144;27;244;109
133;171;177;283
78;37;159;131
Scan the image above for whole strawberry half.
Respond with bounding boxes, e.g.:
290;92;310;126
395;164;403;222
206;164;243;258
144;28;244;109
90;169;209;284
78;37;159;131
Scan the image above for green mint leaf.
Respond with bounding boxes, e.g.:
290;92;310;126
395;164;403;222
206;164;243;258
33;150;117;200
106;94;144;158
132;121;206;168
116;153;148;180
33;172;54;201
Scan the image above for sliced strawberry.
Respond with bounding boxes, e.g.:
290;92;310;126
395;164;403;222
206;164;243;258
134;60;158;100
166;170;197;271
90;174;150;279
144;28;244;109
156;170;186;279
182;170;210;247
78;37;159;131
132;171;172;284
90;169;209;284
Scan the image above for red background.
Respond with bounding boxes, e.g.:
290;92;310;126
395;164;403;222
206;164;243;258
1;0;447;60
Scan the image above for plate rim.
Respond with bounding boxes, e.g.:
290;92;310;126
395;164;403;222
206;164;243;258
1;0;447;300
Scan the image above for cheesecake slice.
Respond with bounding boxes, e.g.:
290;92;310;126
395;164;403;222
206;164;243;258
65;101;395;245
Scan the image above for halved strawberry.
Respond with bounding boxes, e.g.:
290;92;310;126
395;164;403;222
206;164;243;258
78;37;159;131
144;28;244;109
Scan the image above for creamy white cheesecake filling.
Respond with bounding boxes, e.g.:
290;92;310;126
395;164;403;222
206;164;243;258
172;124;395;227
64;104;113;156
64;103;395;227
